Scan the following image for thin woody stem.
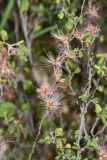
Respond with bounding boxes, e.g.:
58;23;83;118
28;110;49;160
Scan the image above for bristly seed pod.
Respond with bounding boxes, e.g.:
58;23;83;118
44;52;64;69
52;30;72;45
85;6;100;19
60;46;78;62
98;147;107;160
37;81;64;112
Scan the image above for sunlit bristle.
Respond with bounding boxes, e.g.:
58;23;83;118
59;46;78;62
52;29;72;45
37;80;64;112
44;52;64;69
86;23;100;37
85;6;100;19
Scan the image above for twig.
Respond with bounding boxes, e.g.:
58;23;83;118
76;36;95;160
28;110;49;160
65;62;75;95
96;121;107;136
91;117;100;137
80;0;86;16
17;0;33;66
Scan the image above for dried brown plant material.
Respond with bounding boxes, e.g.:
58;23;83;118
0;47;8;68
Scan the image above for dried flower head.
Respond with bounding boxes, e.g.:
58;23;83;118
86;23;100;37
98;147;107;160
60;46;78;62
37;81;64;112
37;81;59;99
0;47;8;68
37;83;50;98
4;87;15;100
42;91;64;112
52;30;72;45
0;65;15;79
71;30;81;40
45;52;64;68
85;6;100;19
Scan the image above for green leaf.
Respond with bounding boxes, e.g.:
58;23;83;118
66;19;74;31
23;80;33;91
100;35;104;43
0;29;8;41
22;103;30;113
38;136;52;144
17;45;28;62
0;0;14;31
66;0;70;4
0;102;15;120
20;0;29;12
72;142;80;150
86;137;99;150
65;143;71;148
8;124;16;134
55;128;63;137
56;139;63;149
56;0;60;4
16;40;24;46
38;138;45;144
100;113;107;123
44;136;52;144
98;85;104;92
32;25;57;39
95;104;102;114
58;11;64;19
79;91;88;102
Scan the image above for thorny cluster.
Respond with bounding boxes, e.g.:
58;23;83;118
35;1;107;160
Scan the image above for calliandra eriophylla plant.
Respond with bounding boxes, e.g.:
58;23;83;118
0;0;107;160
29;0;107;160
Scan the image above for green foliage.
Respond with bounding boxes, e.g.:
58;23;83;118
86;137;99;150
38;136;52;144
79;91;88;102
0;102;15;121
56;0;61;4
0;0;14;31
65;19;74;31
23;80;33;91
100;112;107;123
55;128;63;137
0;29;8;41
58;11;65;19
73;48;83;58
95;103;102;114
81;32;93;43
32;4;48;15
20;0;29;12
16;45;28;62
22;103;30;113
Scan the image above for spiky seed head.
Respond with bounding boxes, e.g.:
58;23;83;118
86;23;100;37
43;92;64;112
98;148;107;160
45;52;64;69
52;30;72;45
85;6;100;19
